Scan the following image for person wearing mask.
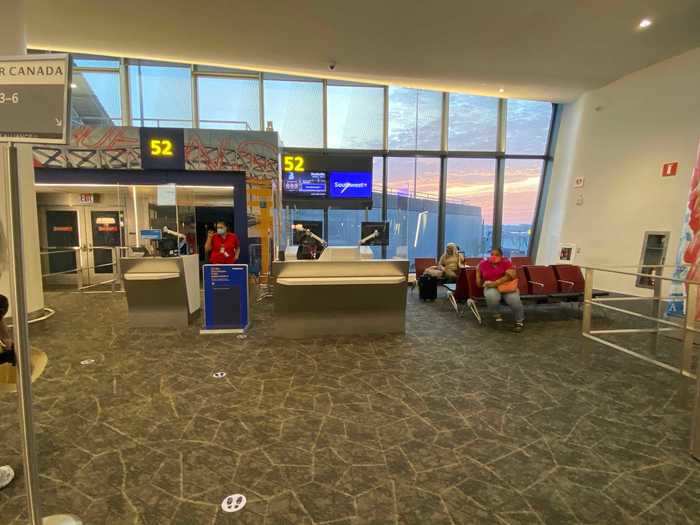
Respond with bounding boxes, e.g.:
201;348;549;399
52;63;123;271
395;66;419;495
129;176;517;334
204;221;240;264
424;243;464;282
476;248;525;332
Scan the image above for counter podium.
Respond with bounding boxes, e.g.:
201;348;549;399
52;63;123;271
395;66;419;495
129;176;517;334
272;252;408;338
121;254;200;327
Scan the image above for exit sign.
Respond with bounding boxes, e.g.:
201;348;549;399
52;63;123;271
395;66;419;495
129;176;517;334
662;162;678;177
79;193;94;204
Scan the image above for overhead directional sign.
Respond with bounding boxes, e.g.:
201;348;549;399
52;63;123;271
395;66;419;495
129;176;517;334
0;54;71;144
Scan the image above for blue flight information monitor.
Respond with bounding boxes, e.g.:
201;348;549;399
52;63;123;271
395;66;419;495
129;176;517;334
140;229;162;240
283;172;327;197
329;171;372;199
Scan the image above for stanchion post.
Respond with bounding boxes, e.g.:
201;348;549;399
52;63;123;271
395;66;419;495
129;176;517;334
114;247;123;292
692;365;700;460
5;143;42;524
651;266;664;357
74;248;83;291
682;281;697;377
110;248;116;293
582;267;593;335
692;360;700;459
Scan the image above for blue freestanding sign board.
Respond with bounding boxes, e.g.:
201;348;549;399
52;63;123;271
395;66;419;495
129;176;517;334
201;264;249;333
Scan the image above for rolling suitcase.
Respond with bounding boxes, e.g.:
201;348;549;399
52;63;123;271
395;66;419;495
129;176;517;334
418;273;438;301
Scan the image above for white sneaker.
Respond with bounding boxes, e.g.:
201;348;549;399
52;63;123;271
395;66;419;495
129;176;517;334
0;465;14;489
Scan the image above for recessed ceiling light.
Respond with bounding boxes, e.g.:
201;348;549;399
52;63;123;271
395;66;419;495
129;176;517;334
70;83;77;88
498;88;505;93
638;18;652;29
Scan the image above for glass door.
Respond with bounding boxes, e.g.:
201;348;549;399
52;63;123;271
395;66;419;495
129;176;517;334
40;208;81;286
84;208;124;285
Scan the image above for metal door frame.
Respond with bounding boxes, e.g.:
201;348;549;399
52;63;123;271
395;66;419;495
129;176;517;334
38;204;125;287
37;206;81;286
82;206;125;285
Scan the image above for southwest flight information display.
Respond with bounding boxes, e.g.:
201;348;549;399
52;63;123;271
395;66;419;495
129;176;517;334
283;172;327;197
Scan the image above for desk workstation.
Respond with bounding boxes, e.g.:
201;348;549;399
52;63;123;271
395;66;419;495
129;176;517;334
121;254;200;327
275;153;409;337
273;246;408;338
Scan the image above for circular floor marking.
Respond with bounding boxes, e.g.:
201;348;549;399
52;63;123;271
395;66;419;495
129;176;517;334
212;371;227;379
80;359;95;366
221;494;246;513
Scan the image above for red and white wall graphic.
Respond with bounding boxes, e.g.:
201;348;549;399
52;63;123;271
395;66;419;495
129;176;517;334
668;142;700;318
32;126;280;180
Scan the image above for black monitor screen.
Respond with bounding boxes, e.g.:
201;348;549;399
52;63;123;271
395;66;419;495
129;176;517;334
292;220;323;245
283;172;327;198
361;221;389;246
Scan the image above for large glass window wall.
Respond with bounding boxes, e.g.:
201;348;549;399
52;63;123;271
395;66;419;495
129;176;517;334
63;53;556;261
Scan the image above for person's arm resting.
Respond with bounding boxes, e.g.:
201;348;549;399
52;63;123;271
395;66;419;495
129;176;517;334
0;320;12;349
476;268;483;288
491;269;516;287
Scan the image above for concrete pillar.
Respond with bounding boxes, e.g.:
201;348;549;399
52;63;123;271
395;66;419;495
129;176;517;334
0;0;46;316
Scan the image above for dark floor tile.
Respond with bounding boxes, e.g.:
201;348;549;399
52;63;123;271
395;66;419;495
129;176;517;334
0;291;694;524
295;481;356;523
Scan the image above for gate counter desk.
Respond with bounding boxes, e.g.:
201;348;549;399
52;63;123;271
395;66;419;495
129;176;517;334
121;254;200;327
272;248;408;338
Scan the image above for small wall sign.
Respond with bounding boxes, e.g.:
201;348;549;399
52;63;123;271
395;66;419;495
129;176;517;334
662;162;678;177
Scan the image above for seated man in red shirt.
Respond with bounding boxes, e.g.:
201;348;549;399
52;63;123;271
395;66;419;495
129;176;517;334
476;248;525;332
205;221;240;264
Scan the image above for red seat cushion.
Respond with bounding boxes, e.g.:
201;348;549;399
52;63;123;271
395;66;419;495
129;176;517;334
551;264;585;293
516;267;530;296
453;267;470;302
465;268;484;298
523;265;558;294
463;257;483;267
415;258;437;278
512;256;533;267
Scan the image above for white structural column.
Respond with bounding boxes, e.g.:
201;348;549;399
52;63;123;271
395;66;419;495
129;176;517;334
0;0;46;317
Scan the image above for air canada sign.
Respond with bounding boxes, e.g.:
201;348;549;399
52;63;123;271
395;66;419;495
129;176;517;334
0;54;70;144
0;64;65;79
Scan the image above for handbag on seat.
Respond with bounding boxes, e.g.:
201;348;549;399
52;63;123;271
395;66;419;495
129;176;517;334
497;278;519;293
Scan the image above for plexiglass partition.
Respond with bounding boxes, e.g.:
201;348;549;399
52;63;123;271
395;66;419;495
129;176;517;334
278;157;408;261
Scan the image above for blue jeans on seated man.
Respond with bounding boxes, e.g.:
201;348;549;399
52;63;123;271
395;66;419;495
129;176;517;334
484;287;525;323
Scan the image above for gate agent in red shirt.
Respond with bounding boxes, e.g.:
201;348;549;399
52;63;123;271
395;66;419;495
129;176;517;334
476;248;525;332
205;221;240;264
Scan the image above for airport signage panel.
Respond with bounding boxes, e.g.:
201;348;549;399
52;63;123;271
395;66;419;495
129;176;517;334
328;171;372;199
0;54;71;144
202;264;249;333
140;128;185;170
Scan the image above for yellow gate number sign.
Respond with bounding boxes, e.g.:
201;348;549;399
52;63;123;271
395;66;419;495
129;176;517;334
283;155;305;172
150;138;174;157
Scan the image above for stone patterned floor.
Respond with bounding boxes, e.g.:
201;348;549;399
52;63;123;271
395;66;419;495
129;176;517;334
0;290;698;524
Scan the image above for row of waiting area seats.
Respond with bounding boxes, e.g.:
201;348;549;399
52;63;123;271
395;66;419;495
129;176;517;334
414;256;600;322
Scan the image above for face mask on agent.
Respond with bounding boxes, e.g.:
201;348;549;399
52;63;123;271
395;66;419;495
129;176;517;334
217;227;226;236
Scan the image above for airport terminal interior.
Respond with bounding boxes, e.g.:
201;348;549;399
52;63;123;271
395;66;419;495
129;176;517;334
0;1;699;524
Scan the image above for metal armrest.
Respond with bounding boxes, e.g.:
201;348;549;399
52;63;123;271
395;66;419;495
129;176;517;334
528;280;544;288
557;279;575;290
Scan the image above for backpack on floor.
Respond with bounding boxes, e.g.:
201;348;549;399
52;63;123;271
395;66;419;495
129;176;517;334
418;273;438;301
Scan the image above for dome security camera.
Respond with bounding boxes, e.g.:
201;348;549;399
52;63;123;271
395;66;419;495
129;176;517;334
328;61;336;72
